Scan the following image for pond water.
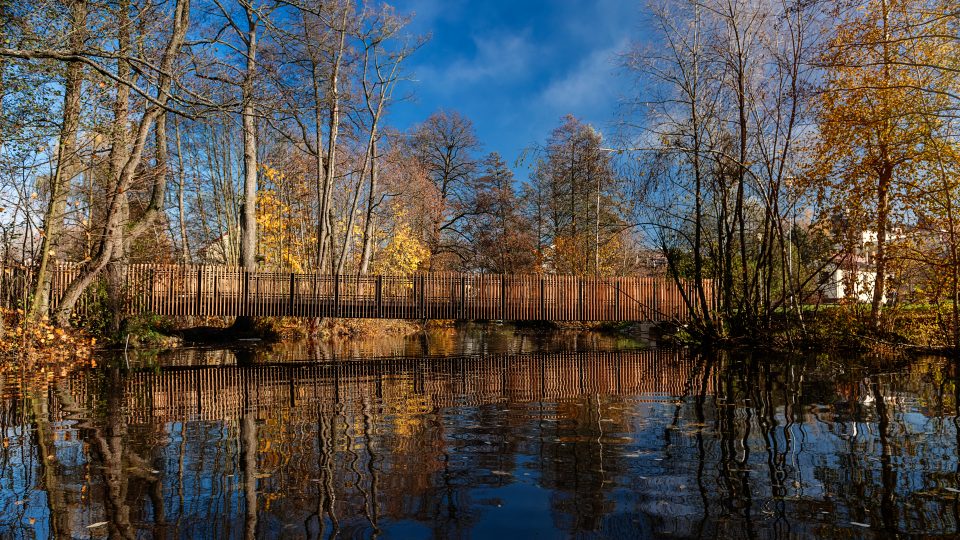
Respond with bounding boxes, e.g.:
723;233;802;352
1;325;958;538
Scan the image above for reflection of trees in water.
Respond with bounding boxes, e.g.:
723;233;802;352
30;385;71;538
129;325;647;367
2;352;959;537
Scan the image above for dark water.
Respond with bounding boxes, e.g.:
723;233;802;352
1;328;958;539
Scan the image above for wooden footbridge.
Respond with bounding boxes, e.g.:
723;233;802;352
5;264;712;322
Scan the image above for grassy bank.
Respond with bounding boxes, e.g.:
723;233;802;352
650;304;958;355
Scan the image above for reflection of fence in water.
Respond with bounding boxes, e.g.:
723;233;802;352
56;351;708;424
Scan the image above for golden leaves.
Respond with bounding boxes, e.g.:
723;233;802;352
374;220;430;276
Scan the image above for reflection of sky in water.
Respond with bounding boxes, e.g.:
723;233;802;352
0;340;957;538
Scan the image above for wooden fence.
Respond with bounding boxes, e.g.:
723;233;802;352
3;263;713;322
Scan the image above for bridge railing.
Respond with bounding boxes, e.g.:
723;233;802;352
3;263;714;321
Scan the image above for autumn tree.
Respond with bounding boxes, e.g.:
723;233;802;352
809;0;955;329
463;153;536;273
527;115;625;275
24;0;87;320
409;110;480;269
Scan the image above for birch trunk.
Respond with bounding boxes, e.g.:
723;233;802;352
318;5;349;272
239;6;259;271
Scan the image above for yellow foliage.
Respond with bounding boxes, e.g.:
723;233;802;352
374;219;430;275
807;0;956;224
257;164;310;271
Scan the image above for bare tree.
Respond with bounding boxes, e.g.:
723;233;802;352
409;110;480;269
355;6;422;274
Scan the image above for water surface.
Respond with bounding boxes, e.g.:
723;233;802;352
1;327;957;538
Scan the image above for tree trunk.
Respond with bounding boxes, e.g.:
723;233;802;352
870;166;891;329
175;117;190;263
946;195;960;350
336;154;367;274
870;0;893;331
241;412;259;540
239;8;258;271
106;0;132;337
359;133;378;274
29;0;87;320
318;6;349;273
52;0;190;325
232;6;259;333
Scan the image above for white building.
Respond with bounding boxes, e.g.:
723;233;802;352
819;267;881;303
819;230;899;303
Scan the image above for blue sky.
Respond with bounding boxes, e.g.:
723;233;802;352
388;0;646;180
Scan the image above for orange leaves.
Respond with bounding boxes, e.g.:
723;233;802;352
0;309;97;372
808;0;955;228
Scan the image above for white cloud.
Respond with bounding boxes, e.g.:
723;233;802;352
415;31;536;91
540;38;628;112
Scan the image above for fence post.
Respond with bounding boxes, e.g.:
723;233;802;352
577;278;584;321
539;278;546;320
500;275;506;321
167;267;176;314
418;274;425;318
243;270;250;316
288;272;295;315
149;268;156;313
334;274;341;317
459;275;466;319
376;275;383;317
195;266;203;316
652;279;659;320
614;280;620;321
125;265;132;316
